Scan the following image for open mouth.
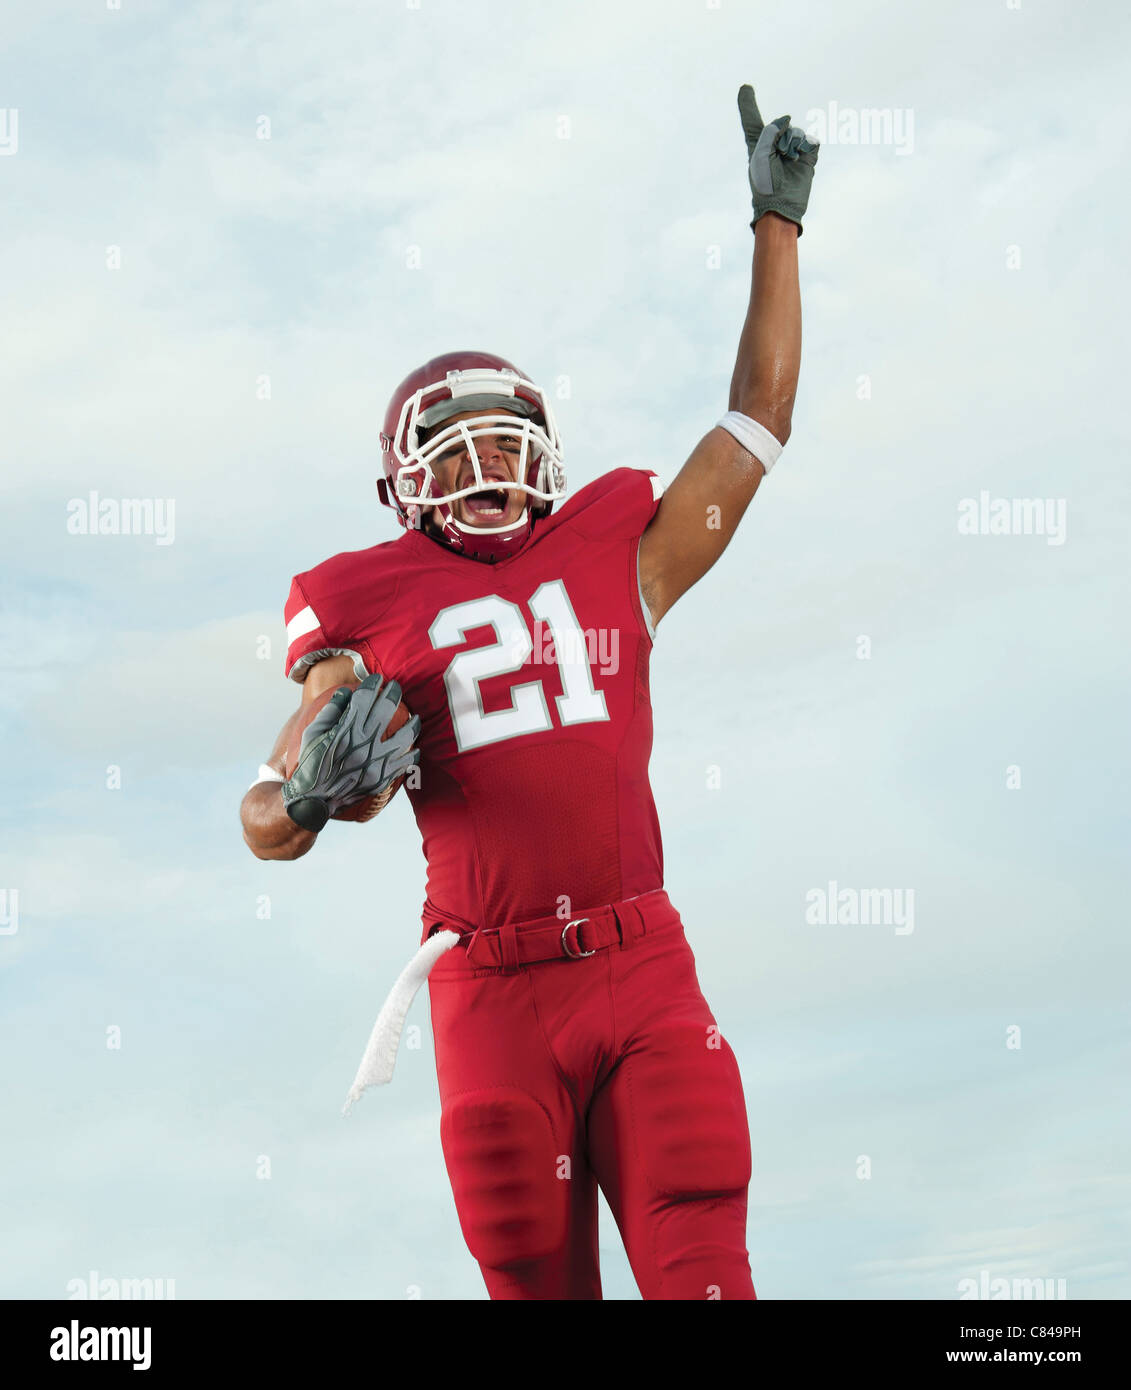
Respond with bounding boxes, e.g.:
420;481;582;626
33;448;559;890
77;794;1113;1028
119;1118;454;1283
463;484;512;519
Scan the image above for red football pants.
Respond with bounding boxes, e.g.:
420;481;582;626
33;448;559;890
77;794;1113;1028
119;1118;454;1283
425;889;756;1300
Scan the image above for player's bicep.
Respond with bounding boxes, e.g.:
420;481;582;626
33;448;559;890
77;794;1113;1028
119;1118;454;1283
301;653;358;703
262;655;359;775
638;427;765;628
262;707;303;776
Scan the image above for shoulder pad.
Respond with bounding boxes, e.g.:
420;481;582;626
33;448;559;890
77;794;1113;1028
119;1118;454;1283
556;467;665;541
283;541;401;682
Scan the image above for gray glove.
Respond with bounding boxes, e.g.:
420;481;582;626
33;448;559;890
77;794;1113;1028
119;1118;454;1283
282;672;422;832
738;84;819;235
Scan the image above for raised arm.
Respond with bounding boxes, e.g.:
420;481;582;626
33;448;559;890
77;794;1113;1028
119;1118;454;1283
638;86;818;629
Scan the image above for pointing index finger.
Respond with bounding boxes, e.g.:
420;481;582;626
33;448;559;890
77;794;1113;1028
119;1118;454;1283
737;84;764;151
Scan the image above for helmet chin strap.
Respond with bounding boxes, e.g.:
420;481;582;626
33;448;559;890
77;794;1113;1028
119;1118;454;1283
422;490;527;531
424;496;535;562
450;503;530;540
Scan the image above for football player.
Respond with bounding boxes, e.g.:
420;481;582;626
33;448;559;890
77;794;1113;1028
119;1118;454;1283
241;85;818;1300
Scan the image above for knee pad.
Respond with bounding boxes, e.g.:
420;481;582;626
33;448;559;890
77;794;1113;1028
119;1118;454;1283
440;1087;568;1269
626;1025;752;1199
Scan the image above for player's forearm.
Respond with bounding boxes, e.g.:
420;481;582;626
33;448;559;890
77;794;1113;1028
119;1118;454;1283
728;212;801;442
240;784;317;861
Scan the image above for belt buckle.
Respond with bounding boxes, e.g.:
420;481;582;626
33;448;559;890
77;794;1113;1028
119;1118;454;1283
561;918;594;959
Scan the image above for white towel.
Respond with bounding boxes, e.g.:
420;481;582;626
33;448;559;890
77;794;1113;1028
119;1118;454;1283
342;929;462;1113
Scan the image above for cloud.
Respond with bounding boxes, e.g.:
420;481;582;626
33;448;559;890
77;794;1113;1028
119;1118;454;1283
3;0;1129;1300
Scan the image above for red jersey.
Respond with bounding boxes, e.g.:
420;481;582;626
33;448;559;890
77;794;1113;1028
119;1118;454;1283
283;467;665;932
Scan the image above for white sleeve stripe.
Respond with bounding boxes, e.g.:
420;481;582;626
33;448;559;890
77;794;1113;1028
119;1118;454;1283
286;605;321;646
649;473;664;500
636;537;657;643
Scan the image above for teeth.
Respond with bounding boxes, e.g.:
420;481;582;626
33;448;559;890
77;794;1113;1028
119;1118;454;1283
464;484;510;522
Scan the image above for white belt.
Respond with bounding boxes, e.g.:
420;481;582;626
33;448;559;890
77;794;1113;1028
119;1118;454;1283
341;929;461;1114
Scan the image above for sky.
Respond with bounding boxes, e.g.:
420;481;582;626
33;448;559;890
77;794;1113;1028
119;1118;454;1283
1;0;1129;1301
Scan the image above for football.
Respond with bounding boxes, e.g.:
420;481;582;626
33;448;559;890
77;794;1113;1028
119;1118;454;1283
285;680;412;823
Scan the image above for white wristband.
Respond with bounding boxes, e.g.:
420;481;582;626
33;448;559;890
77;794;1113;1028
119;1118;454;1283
717;411;784;475
249;764;286;791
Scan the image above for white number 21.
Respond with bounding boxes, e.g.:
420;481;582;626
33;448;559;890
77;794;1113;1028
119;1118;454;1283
428;579;609;752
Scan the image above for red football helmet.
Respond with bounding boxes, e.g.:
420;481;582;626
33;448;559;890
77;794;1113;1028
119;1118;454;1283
378;350;566;563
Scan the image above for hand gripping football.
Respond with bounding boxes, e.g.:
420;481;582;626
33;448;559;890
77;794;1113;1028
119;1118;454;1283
284;676;416;824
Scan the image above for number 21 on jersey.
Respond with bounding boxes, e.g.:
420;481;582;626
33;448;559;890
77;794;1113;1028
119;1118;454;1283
428;579;609;752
